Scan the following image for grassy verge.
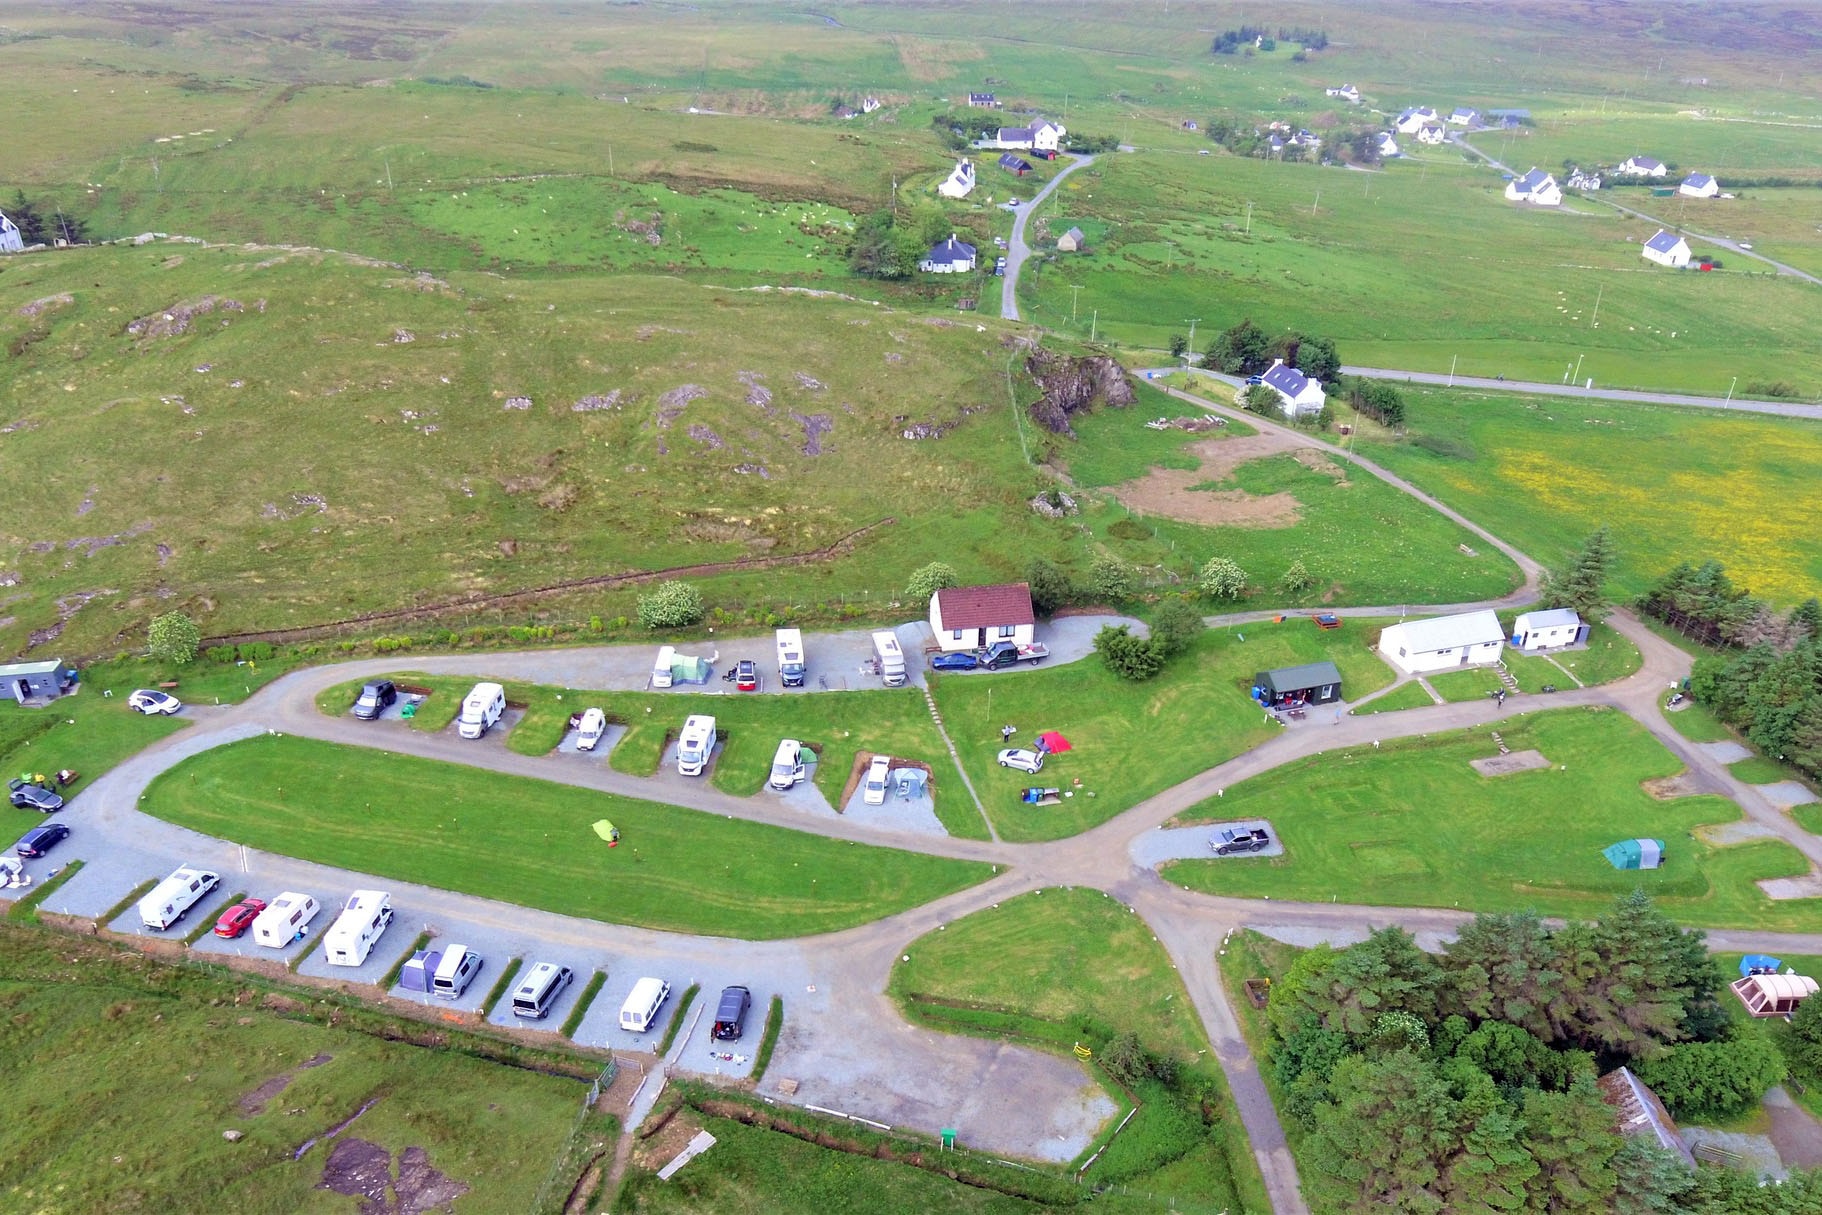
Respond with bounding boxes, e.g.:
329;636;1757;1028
1352;680;1435;714
182;892;243;945
1667;700;1735;743
97;879;158;929
382;932;433;991
479;957;523;1019
1792;806;1822;836
750;996;784;1085
1731;755;1804;786
1548;623;1644;686
141;735;994;939
657;984;700;1057
1424;667;1515;704
562;971;608;1041
1166;707;1822;931
6;860;85;922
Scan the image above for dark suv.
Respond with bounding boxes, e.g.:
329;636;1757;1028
16;823;71;858
352;680;397;720
8;778;63;814
712;985;752;1041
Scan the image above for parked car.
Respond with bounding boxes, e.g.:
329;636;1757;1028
351;680;397;720
930;651;979;672
735;660;759;692
994;257;1008;276
863;755;891;805
8;779;63;813
981;641;1048;669
1243;374;1264;386
713;985;753;1040
1212;827;1271;855
214;897;269;939
997;748;1045;774
15;823;70;858
127;689;182;715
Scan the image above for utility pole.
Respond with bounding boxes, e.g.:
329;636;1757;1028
1447;354;1458;387
384;158;393;192
1090;309;1098;342
1069;284;1084;322
1311;189;1320;215
608;144;615;176
1726;375;1737;406
1589;284;1603;327
1185;317;1201;351
1244;201;1253;233
1572;352;1584;386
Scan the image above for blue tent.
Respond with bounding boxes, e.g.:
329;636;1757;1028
1741;955;1782;977
1602;838;1664;870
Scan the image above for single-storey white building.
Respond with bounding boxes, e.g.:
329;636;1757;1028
1505;168;1562;207
0;210;22;254
938;159;976;199
1326;84;1361;103
1376;132;1400;158
930;583;1036;652
1641;229;1691;268
1378;609;1506;674
1679;172;1720;198
1258;359;1326;418
1448;107;1480;126
1618;155;1667;178
919;233;977;274
993;119;1065;152
1394;106;1439;134
1511;607;1588;650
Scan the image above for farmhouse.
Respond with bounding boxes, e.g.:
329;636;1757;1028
1377;609;1505;673
1511;607;1588;650
1417;124;1446;146
1057;227;1086;252
919;233;977;274
1252;661;1343;709
930;583;1035;652
1326;84;1361;103
1258;359;1326;418
938;159;976;199
1596;1069;1695;1167
1394;106;1439;134
998;152;1033;176
1641;229;1691;268
968;92;1000;109
0;658;78;704
0;210;22;254
1618;156;1667;178
1376;132;1400;158
992;119;1065;152
1448;107;1480;126
1679;172;1719;198
1505;168;1562;206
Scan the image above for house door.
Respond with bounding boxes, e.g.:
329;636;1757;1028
1459;650;1471;665
12;679;28;703
977;628;987;648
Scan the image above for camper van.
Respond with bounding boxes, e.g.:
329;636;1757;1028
431;944;483;1000
769;738;807;789
871;630;907;687
775;628;807;688
457;682;505;739
252;892;321;949
650;645;677;689
620;976;672;1033
677;714;717;776
511;962;576;1019
575;707;608;751
324;889;394;967
137;866;220;931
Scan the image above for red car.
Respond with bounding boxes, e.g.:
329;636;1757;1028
213;897;268;939
734;660;759;692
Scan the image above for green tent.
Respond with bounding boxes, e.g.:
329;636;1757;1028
1603;838;1664;870
671;653;713;685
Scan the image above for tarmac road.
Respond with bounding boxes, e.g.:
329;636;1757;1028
1001;153;1095;321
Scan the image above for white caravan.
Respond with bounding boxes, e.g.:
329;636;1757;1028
137;866;220;931
324;889;395;966
252;891;321;949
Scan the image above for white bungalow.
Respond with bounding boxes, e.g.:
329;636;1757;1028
1394;106;1439;134
930;583;1036;652
1618;155;1667;178
1375;132;1400;158
1505;167;1562;206
1641;229;1691;268
1678;172;1720;198
938;159;976;199
1326;84;1361;103
0;210;22;253
1511;607;1588;650
1377;609;1506;674
1258;359;1325;419
919;233;976;274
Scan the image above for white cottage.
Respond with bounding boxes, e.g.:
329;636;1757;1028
1258;359;1326;418
1394;106;1439;134
938;159;976;199
1678;172;1720;198
1511;608;1587;650
919;233;977;274
1417;124;1446;145
0;210;22;254
1376;132;1400;158
1377;609;1506;674
1618;155;1667;178
1641;229;1691;268
930;583;1036;652
1505;168;1562;206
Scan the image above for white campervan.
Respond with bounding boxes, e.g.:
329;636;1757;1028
650;645;677;689
620;976;672;1033
871;630;907;687
770;738;807;789
431;944;483;999
775;628;806;688
677;714;716;776
137;866;220;931
252;891;321;949
324;889;394;967
511;962;575;1019
576;707;608;751
457;682;505;739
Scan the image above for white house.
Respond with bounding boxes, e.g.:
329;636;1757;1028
1326;84;1361;103
1378;609;1506;674
1394;106;1439;134
1376;132;1400;158
1448;107;1480;126
993;119;1065;152
930;583;1036;652
1511;608;1587;650
862;95;882;114
938;159;976;199
0;210;22;254
1417;123;1446;145
1618;155;1667;178
1258;359;1326;419
968;92;1000;109
1679;172;1720;198
1641;229;1691;268
919;233;976;274
1505;167;1562;206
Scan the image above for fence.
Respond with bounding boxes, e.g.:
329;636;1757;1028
527;1061;617;1215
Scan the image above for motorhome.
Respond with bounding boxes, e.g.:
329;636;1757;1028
457;682;505;739
650;645;677;689
324;889;394;967
770;738;807;789
620;976;672;1033
871;630;907;687
677;714;717;776
431;944;483;999
775;628;806;688
137;866;220;931
251;892;321;949
511;962;576;1019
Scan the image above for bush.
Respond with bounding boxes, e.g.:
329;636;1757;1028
1088;556;1134;602
147;611;201;665
1150;596;1205;657
204;645;237;664
1095;624;1164;680
1025;557;1075;617
236;642;274;663
904;561;959;604
1636;1037;1786;1120
1280;560;1315;594
1198;557;1248;600
637;581;705;630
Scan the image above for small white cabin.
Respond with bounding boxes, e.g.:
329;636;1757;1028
1378;610;1506;674
1511;608;1587;650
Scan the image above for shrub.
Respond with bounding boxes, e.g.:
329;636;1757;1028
1280;560;1315;594
1025;557;1074;616
1197;557;1248;600
1150;596;1205;657
904;561;959;604
1095;624;1164;680
1088;556;1134;602
236;642;274;662
1637;1038;1786;1120
204;645;237;664
637;581;705;630
147;611;201;665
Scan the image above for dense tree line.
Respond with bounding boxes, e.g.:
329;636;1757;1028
1210;24;1328;54
1198;318;1339;381
5;191;85;245
1268;896;1812;1213
1335;376;1407;427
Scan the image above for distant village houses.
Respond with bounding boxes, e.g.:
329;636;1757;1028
1618;155;1667;178
1325;84;1361;103
991;119;1066;152
1394;106;1439;134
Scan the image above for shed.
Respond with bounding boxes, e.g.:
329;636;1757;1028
1253;661;1343;708
0;658;78;704
1596;1068;1695;1166
1511;608;1587;650
1603;838;1664;870
998;152;1033;175
1057;227;1086;252
1377;609;1505;674
1732;972;1819;1017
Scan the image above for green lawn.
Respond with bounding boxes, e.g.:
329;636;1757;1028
1792;806;1822;836
1351;679;1436;714
0;682;187;844
931;621;1396;841
1667;701;1735;744
1731;755;1807;787
139;735;994;939
1423;667;1514;704
1164;708;1822;931
1547;623;1643;686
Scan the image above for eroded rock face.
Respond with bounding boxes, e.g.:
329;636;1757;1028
1025;351;1135;437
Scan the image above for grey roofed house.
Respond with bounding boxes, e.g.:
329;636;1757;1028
919;232;977;273
968;92;999;108
1261;361;1312;397
997;152;1033;173
1057;227;1086;252
1254;661;1343;707
1515;167;1553;193
1644;229;1684;254
1596;1068;1695;1166
0;658;78;703
0;210;23;253
1682;172;1716;189
997;126;1036;144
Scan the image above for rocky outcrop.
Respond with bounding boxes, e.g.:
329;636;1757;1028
1025;351;1135;437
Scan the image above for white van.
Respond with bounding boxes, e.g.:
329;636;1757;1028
324;889;394;967
677;714;716;776
775;628;806;688
576;707;608;751
137;865;220;931
458;682;506;739
511;962;576;1019
651;645;677;689
431;944;483;999
620;976;672;1033
770;738;807;790
252;891;321;949
871;630;907;687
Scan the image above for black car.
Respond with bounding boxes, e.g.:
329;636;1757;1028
16;823;70;858
712;985;753;1041
1212;827;1271;856
352;680;397;720
8;778;63;814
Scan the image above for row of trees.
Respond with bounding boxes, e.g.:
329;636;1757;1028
1196;120;1383;166
1209;24;1329;54
1334;375;1407;428
5;190;85;246
1178;318;1341;382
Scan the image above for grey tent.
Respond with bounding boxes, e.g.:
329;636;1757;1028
893;768;929;800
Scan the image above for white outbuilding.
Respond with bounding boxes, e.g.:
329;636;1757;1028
1377;609;1506;674
938;159;976;199
1678;172;1720;198
1641;229;1691;268
1511;607;1588;650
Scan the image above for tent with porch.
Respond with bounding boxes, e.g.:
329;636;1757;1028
1603;838;1664;870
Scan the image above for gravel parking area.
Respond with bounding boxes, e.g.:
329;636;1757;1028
1131;820;1282;867
104;869;238;938
554;722;627;760
841;774;946;837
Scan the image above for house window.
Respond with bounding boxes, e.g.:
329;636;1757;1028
951;630;964;641
997;625;1017;639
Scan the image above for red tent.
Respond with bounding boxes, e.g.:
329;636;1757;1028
1035;731;1073;754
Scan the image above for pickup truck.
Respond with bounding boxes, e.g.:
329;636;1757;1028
980;640;1049;669
1212;826;1272;856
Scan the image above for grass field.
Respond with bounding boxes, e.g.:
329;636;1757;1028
1731;755;1807;787
1549;623;1644;686
1666;701;1736;744
1165;707;1822;931
139;734;994;938
932;620;1395;841
1793;806;1822;836
1352;679;1435;714
0;921;586;1214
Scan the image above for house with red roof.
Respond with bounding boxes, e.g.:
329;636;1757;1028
929;583;1036;652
